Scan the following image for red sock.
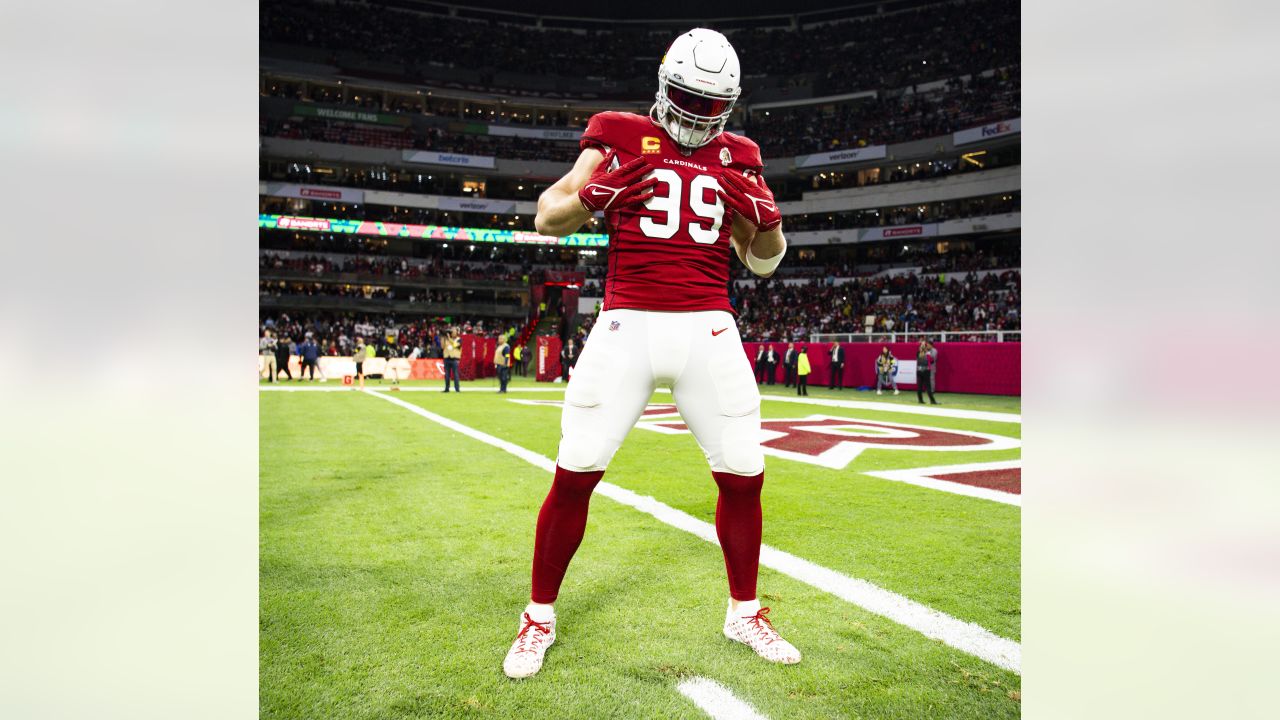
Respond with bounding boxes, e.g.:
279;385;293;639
530;465;605;604
712;471;764;601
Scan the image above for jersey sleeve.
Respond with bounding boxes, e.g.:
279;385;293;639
579;112;620;153
737;137;765;175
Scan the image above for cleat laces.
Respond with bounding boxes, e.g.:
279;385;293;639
513;613;552;655
741;607;781;645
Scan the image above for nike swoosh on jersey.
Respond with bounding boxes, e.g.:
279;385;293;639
711;328;728;336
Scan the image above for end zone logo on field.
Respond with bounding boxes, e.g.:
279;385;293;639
641;414;1019;469
510;400;1020;469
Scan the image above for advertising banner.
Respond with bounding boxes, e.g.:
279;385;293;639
857;224;940;242
739;342;1021;396
794;144;887;169
894;360;918;385
259;214;609;247
436;196;520;214
261;356;435;381
537;336;563;382
487;124;583;141
952;118;1020;146
260;182;364;204
402;150;497;169
293;104;411;127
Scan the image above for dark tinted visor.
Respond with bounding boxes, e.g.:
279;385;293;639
666;83;732;117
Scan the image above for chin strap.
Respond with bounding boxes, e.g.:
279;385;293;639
650;101;720;152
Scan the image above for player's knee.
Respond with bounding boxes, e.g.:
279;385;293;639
716;417;764;475
557;431;609;472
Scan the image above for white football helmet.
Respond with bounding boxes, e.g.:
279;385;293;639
651;28;741;150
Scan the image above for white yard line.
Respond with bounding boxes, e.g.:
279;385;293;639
677;677;769;720
758;393;1021;424
865;460;1022;506
363;390;1021;673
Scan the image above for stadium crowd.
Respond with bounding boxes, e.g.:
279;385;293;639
261;115;582;161
260;67;1018;162
731;269;1021;342
261;311;516;359
260;0;1017;97
775;192;1019;232
259;280;522;307
739;245;1022;280
259;251;528;282
744;66;1020;156
259;191;1015;236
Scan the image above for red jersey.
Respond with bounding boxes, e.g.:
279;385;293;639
580;111;764;314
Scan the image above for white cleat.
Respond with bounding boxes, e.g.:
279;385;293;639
503;611;556;679
723;605;801;664
894;389;900;395
876;389;882;395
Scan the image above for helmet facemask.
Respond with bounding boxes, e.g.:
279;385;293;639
652;67;738;150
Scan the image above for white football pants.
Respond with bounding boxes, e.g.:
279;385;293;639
558;309;764;476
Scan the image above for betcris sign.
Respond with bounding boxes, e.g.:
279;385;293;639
402;150;497;169
953;118;1020;146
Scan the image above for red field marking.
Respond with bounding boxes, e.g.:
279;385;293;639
643;415;1018;469
931;468;1021;494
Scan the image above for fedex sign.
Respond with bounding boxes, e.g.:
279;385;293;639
953;118;1021;146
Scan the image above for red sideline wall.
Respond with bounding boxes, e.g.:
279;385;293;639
741;342;1021;396
536;336;563;382
460;335;498;380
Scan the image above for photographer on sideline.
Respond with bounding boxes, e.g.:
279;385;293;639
876;347;899;396
495;335;512;394
443;327;461;393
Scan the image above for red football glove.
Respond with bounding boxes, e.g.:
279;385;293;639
717;171;782;232
578;150;658;213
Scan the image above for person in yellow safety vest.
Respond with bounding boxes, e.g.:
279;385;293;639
795;346;811;396
513;344;524;377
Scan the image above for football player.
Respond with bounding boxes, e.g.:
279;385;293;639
504;28;799;679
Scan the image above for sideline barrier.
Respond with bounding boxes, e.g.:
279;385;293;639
258;356;444;381
742;341;1020;396
258;342;1019;395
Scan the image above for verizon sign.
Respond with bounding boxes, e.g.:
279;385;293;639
793;144;888;169
436;196;519;214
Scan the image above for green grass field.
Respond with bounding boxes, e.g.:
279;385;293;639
260;376;1021;718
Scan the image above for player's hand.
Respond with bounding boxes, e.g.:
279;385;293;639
717;171;782;232
578;150;657;213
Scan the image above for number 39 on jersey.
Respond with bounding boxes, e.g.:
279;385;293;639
580;111;765;314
